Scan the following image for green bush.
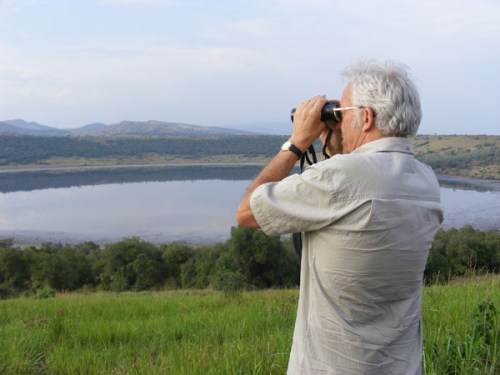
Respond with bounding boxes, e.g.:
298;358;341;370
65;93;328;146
35;284;56;299
212;269;246;293
0;284;17;299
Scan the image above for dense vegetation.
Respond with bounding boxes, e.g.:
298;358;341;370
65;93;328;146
1;134;499;179
0;226;300;298
425;226;500;283
0;225;498;298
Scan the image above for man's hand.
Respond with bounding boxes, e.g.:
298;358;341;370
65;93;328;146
289;95;328;153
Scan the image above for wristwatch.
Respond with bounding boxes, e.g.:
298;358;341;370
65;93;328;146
281;140;303;159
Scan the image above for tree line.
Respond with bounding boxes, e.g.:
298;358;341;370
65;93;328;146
425;225;500;282
0;134;287;165
0;225;498;298
0;226;300;298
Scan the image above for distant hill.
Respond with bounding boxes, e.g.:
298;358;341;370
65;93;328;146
70;120;255;137
414;134;500;180
0;120;67;136
0;119;257;137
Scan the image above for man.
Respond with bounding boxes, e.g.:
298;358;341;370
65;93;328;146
237;60;444;374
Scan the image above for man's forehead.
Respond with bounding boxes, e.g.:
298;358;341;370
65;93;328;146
341;83;353;103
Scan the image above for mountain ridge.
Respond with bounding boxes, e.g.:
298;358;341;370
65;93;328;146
0;119;258;137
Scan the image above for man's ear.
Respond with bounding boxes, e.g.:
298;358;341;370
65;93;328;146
361;107;375;132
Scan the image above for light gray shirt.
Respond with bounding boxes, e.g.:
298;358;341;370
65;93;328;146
250;137;444;374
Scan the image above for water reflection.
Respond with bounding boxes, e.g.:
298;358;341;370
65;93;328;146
0;164;264;193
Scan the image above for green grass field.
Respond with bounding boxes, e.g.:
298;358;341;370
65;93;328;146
1;276;498;374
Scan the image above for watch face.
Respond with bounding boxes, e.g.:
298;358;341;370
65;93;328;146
281;140;302;159
281;140;292;151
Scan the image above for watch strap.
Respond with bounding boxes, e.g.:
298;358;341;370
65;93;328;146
282;141;303;159
288;143;303;159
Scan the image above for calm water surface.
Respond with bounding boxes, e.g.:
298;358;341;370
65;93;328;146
0;180;248;245
1;176;499;245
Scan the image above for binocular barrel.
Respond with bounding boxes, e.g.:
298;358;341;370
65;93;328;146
290;102;340;123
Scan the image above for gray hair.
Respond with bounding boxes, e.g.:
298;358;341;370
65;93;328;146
341;60;422;137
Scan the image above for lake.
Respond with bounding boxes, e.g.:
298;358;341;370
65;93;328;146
0;165;499;246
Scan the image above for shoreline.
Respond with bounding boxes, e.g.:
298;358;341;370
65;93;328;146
1;162;499;191
437;175;500;192
0;162;266;174
0;230;231;248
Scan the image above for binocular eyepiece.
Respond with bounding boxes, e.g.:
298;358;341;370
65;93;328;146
290;102;341;123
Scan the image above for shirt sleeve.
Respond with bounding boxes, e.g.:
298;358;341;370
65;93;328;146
249;165;336;236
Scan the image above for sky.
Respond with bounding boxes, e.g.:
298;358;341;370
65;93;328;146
1;0;499;135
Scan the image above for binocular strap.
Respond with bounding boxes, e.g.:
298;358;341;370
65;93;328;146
293;129;333;259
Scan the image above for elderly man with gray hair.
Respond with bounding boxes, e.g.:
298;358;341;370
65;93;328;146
237;60;443;374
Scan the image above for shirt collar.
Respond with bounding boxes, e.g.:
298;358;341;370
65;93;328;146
352;137;414;155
